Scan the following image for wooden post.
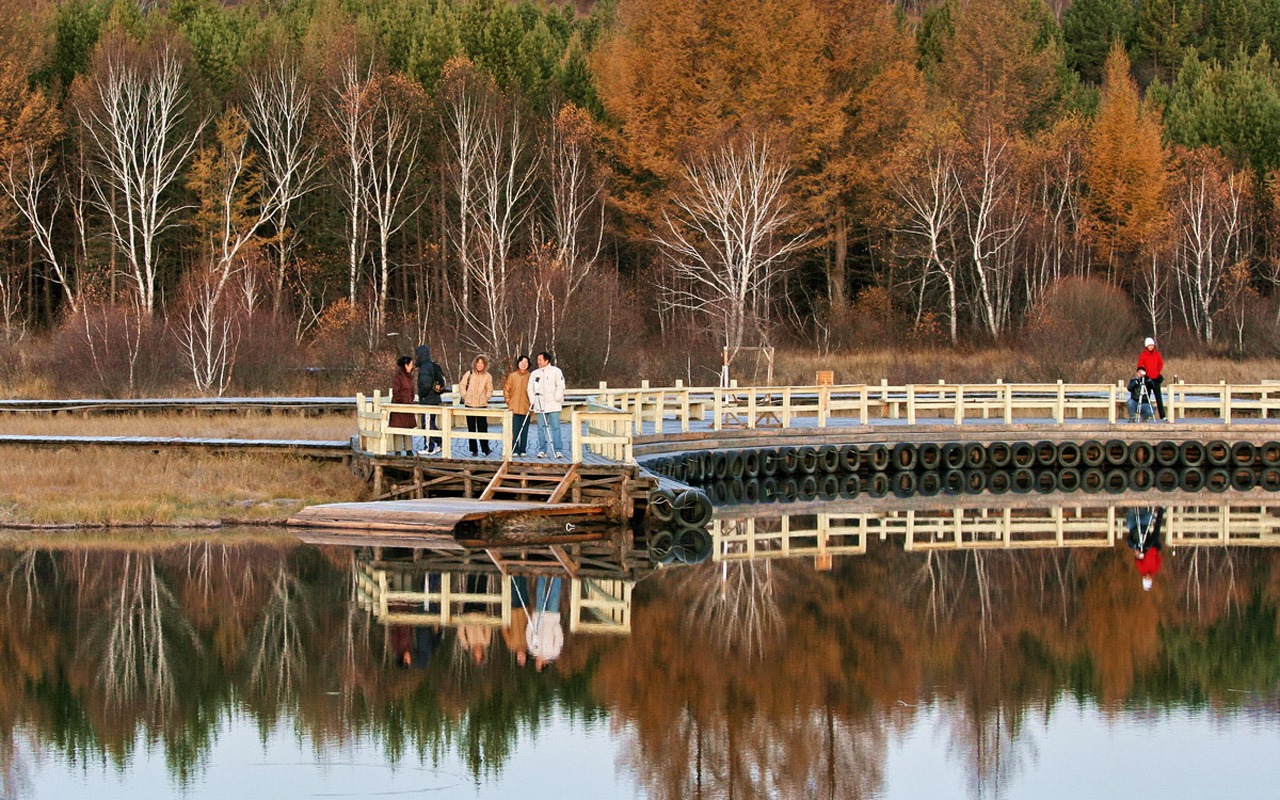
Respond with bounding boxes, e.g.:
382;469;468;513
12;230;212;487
954;385;964;425
858;385;869;425
439;407;453;455
501;409;513;461
1108;383;1118;424
906;384;916;425
1223;381;1232;424
782;386;793;427
681;388;691;433
570;408;583;463
713;388;724;431
1055;380;1065;423
819;383;831;427
1002;381;1013;424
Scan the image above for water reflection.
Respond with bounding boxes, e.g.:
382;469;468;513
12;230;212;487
2;495;1280;798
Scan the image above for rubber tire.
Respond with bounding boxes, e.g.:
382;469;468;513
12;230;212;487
744;479;761;503
987;441;1013;469
1011;468;1035;493
760;448;781;477
867;471;890;497
1261;467;1280;491
892;443;918;472
742;449;761;478
893;471;918;497
918;471;941;496
648;530;677;564
1055;468;1081;493
1154;440;1180;467
778;477;799;503
1034;440;1057;467
1205;441;1230;467
918;443;943;472
649;489;676;523
1035;470;1056;493
1205;467;1230;492
779;446;801;475
1230;467;1257;491
839;445;861;473
1056;442;1082;469
1179;441;1206;468
1154;468;1180;492
988;469;1011;495
943;443;966;470
674;528;713;565
1081;467;1104;493
760;477;779;501
1260;441;1280;468
840;473;862;498
943;469;966;495
1081;440;1105;468
1104;469;1129;493
1230;441;1257;468
1179;468;1205;492
1010;441;1035;469
798;474;819;501
964;443;987;470
965;470;987;494
1104;440;1128;466
866;444;891;472
817;445;841;474
1129;441;1155;468
675;490;713;527
1129;468;1154;491
796;446;820;475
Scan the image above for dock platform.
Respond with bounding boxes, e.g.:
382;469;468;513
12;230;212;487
288;497;613;543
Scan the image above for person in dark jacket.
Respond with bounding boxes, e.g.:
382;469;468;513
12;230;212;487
1126;507;1164;591
1126;366;1158;422
414;345;446;455
390;355;417;453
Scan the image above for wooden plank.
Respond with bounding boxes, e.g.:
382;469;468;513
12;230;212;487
479;461;510;501
549;544;579;578
547;464;581;503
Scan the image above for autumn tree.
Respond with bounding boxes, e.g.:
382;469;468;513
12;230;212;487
1083;43;1169;284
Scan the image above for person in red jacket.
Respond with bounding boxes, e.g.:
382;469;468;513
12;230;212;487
1136;337;1166;421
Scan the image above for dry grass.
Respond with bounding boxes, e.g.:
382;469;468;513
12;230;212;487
0;449;365;527
771;349;1280;386
0;412;355;439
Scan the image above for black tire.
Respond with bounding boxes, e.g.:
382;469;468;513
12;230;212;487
779;477;799;503
918;443;943;471
965;470;987;494
1261;467;1280;491
1179;468;1205;492
1105;468;1130;493
742;449;761;478
818;473;840;501
987;441;1013;469
711;452;729;480
1055;468;1081;492
1035;470;1057;493
760;477;779;501
1260;441;1280;468
892;442;918;472
1154;440;1180;467
780;446;801;475
1034;440;1057;467
1010;468;1035;493
817;445;841;474
918;471;942;496
1081;467;1104;493
1104;439;1128;466
648;488;676;523
798;474;819;501
709;481;729;505
840;473;862;498
729;480;746;504
760;448;781;477
1230;441;1257;468
893;471;918;497
1056;442;1082;469
943;469;966;495
1129;467;1154;491
1205;467;1230;492
1230;467;1257;491
1179;441;1205;468
797;446;820;475
727;451;746;479
867;444;891;472
943;443;967;470
647;530;676;563
1129;441;1155;468
867;471;890;497
1081;440;1105;468
672;461;688;482
988;469;1011;495
839;444;861;472
1154;468;1180;492
675;490;713;527
964;442;987;469
1010;441;1035;468
744;479;762;503
1205;440;1230;467
674;528;713;565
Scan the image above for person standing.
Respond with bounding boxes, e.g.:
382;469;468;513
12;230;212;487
503;354;533;457
1137;337;1166;421
415;345;447;455
460;355;494;456
527;351;566;459
525;575;563;672
1126;507;1164;591
390;355;417;454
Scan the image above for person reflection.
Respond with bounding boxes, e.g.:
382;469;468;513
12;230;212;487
391;625;442;669
458;622;493;664
503;575;531;667
526;575;564;672
1125;507;1165;591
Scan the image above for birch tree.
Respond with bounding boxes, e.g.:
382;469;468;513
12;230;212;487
655;133;807;362
440;58;491;314
323;55;374;307
244;55;322;315
958;135;1024;339
74;41;203;316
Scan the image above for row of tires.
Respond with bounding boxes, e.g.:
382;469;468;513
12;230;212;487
698;465;1280;505
646;440;1280;483
645;526;713;565
647;487;714;528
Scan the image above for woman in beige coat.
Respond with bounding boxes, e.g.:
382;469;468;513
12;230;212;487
503;354;532;457
460;355;494;455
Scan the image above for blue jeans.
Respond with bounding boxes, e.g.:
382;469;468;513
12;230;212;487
1127;398;1153;421
536;411;563;454
535;576;562;613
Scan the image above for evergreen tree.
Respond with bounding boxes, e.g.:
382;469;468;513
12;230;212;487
1062;0;1138;84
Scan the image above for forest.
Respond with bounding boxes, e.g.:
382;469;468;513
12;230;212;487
2;0;1280;395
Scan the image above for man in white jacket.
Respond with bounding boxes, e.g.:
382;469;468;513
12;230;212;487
525;576;563;672
527;351;566;458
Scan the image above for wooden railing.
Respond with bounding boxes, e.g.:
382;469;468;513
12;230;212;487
571;402;633;464
357;391;513;457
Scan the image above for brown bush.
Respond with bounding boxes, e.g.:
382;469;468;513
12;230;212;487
1023;277;1138;381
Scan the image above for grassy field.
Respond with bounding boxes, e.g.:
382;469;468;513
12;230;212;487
0;448;365;527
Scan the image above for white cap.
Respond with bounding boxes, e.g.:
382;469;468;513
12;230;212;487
1142;576;1153;591
1144;337;1155;347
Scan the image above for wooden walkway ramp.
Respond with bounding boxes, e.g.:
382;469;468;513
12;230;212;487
288;497;612;543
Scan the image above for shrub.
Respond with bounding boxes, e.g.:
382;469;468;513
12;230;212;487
1023;277;1138;381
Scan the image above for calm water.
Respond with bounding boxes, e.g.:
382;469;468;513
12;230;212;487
3;498;1280;799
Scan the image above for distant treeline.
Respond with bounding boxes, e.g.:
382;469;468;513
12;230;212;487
3;0;1280;394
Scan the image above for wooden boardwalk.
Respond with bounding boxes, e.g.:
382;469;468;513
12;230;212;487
0;433;351;460
288;497;611;542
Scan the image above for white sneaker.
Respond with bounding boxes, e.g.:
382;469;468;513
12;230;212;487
555;452;564;459
416;449;430;456
537;451;546;458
